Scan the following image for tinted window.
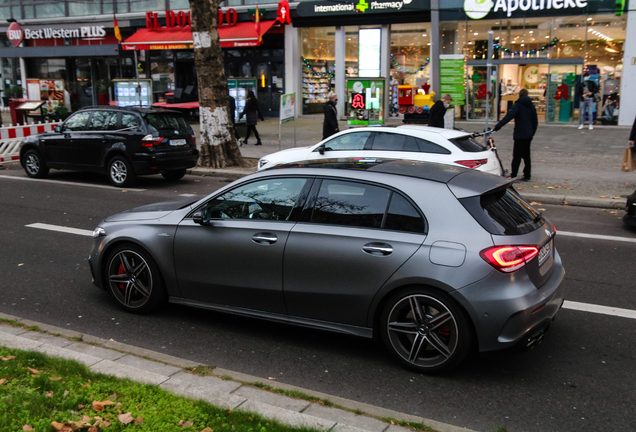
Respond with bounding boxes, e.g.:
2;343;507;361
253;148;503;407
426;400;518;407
64;112;90;131
461;187;543;235
122;114;141;129
323;132;371;151
311;179;390;229
384;193;425;233
369;132;407;151
449;136;487;152
145;113;190;133
414;137;451;154
204;178;307;221
88;111;118;131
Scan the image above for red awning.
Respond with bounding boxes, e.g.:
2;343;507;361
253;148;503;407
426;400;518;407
122;20;277;51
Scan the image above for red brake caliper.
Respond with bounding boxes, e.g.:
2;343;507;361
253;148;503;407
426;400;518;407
438;324;451;337
118;264;126;292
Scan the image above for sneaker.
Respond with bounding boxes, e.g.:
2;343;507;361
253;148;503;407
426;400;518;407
589;124;593;130
578;125;584;130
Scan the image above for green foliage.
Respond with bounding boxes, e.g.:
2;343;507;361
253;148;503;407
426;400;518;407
380;417;438;432
54;104;69;117
0;347;322;432
3;85;24;99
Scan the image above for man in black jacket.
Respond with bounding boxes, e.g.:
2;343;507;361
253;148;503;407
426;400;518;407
577;73;599;130
323;93;339;140
493;89;538;181
429;94;452;128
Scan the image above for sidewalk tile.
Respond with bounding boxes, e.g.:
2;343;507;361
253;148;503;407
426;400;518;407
303;404;387;432
331;424;378;432
160;377;246;409
237;399;335;430
114;354;181;376
0;325;29;335
0;332;43;351
90;359;169;385
36;344;102;366
20;331;73;347
233;385;310;412
65;342;127;361
169;370;241;393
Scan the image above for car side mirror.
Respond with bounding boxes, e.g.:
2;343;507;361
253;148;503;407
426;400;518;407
192;210;210;226
317;144;325;155
54;125;62;133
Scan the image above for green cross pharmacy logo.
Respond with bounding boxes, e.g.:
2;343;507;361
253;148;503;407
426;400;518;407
464;0;494;19
356;0;369;13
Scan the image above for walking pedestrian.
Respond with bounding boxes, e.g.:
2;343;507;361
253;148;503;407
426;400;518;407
239;91;264;146
577;72;599;130
429;94;452;128
493;88;538;182
323;92;339;140
228;95;240;141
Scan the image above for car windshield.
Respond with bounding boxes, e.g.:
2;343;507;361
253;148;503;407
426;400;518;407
144;113;191;133
449;136;488;153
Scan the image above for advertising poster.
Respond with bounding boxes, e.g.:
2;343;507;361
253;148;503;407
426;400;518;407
440;54;466;106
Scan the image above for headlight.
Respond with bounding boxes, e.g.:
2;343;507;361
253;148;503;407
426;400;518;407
258;159;269;169
92;227;106;238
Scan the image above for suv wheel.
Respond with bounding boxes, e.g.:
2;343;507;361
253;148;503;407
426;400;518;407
161;168;186;181
108;156;136;187
380;287;472;374
23;149;49;179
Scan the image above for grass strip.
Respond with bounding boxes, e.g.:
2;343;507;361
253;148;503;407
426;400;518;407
0;346;320;432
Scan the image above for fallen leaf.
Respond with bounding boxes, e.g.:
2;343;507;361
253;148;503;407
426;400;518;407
51;422;64;431
530;201;542;205
268;377;276;380
610;211;618;214
0;378;7;385
46;391;54;397
624;183;629;186
92;400;115;412
88;428;98;432
547;186;554;190
78;404;85;409
135;416;145;424
563;185;570;188
23;425;34;431
611;196;622;199
599;195;607;198
82;383;91;388
201;428;214;432
538;208;546;211
118;412;134;424
81;416;92;422
564;201;570;206
107;393;117;400
516;187;523;190
179;420;194;427
533;185;539;188
49;376;62;381
2;356;16;361
18;263;24;266
27;367;39;374
63;390;69;397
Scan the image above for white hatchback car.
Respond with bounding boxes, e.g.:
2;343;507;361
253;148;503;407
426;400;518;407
258;125;504;175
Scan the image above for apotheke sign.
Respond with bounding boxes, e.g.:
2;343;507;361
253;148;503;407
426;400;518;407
464;0;588;19
7;21;106;47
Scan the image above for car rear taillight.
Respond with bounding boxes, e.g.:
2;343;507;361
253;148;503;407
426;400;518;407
455;159;488;169
142;134;163;147
480;245;539;273
190;134;196;145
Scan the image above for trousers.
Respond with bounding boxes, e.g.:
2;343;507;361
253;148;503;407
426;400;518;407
580;98;595;125
511;138;532;180
245;125;261;144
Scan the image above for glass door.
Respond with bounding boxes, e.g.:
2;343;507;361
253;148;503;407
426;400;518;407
545;64;581;124
466;65;498;121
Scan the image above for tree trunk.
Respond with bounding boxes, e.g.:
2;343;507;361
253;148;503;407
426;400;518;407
189;0;247;168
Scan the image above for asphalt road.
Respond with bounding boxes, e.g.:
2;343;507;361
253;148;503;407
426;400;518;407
1;166;635;432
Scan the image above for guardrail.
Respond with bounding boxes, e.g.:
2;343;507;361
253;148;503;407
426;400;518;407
0;121;61;165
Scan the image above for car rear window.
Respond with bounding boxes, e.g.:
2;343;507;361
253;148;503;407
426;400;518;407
448;136;487;153
460;187;544;235
144;113;191;133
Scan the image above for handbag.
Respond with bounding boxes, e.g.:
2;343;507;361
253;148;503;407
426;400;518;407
622;148;636;172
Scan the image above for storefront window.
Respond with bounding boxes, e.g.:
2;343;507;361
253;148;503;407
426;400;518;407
116;0;129;13
390;23;431;86
300;27;335;115
103;0;114;14
345;26;359;78
150;50;175;99
35;2;65;18
130;0;165;13
0;7;10;20
24;5;34;19
169;0;189;9
69;0;100;17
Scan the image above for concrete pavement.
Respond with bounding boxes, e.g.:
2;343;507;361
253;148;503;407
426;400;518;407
0;315;475;432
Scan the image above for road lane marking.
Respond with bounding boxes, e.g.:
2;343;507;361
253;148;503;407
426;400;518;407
563;300;636;320
0;175;146;191
558;230;636;244
26;223;93;237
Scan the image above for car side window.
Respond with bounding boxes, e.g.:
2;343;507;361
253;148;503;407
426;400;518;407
414;137;451;155
203;178;308;221
122;114;141;129
369;132;408;151
64;112;91;131
310;179;390;229
88;111;118;131
322;132;371;151
384;193;425;233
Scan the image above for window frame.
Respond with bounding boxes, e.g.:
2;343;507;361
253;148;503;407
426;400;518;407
317;131;373;152
62;111;92;132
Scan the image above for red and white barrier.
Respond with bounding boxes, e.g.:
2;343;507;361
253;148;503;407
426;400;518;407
0;121;61;165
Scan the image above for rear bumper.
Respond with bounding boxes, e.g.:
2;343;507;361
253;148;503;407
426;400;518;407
452;250;566;353
132;149;199;175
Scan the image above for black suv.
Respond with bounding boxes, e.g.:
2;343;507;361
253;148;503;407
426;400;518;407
19;107;199;187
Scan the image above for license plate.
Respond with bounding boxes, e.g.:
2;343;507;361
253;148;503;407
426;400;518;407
538;240;552;265
170;139;186;146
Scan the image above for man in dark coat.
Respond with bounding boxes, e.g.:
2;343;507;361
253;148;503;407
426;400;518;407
493;89;538;181
239;91;264;145
323;93;339;140
429;94;452;128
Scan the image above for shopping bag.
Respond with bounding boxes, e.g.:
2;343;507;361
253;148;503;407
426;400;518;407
622;148;636;172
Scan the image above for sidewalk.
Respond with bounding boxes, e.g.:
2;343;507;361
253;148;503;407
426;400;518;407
0;316;474;432
192;116;635;210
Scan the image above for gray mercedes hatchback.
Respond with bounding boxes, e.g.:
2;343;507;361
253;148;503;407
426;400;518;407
88;159;565;373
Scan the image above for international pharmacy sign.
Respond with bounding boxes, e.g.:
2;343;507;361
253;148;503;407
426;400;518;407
296;0;428;16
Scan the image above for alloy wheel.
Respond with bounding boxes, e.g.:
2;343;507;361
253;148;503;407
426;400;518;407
385;294;459;369
107;250;153;309
25;153;40;176
110;160;128;184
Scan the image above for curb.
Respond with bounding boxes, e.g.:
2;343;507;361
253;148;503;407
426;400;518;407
0;312;477;432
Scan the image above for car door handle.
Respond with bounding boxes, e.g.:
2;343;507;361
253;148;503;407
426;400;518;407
362;243;393;256
252;233;277;245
